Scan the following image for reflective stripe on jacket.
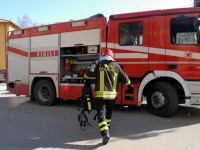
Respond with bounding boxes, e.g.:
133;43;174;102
84;58;131;100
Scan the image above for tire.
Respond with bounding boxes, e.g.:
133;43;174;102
147;82;178;117
34;79;56;106
30;85;36;101
30;95;35;101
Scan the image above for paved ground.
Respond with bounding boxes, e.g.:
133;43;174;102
0;83;6;91
0;83;200;150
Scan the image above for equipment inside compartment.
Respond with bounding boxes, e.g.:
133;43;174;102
60;45;100;83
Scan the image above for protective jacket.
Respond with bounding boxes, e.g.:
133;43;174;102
84;56;131;100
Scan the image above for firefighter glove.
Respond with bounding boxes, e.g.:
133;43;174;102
126;84;134;94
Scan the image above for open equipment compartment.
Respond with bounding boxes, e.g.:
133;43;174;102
60;45;100;84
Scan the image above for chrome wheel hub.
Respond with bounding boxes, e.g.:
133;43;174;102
39;86;51;101
151;91;165;109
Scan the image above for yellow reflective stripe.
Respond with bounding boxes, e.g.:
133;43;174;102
100;126;109;131
95;91;118;95
99;121;107;127
100;70;104;92
95;91;118;99
113;72;118;91
87;98;91;111
126;80;131;86
106;119;111;123
106;119;111;127
84;74;90;79
88;103;91;110
95;94;117;99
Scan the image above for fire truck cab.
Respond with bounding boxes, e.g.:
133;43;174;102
7;7;200;117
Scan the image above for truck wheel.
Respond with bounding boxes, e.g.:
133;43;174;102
147;82;178;117
34;79;56;106
30;95;35;101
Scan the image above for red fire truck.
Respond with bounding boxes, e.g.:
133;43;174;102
6;7;200;117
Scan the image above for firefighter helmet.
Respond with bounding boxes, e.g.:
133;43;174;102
102;48;114;57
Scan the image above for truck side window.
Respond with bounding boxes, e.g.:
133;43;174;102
170;16;197;45
119;22;143;46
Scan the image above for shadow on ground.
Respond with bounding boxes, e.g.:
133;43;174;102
0;96;200;150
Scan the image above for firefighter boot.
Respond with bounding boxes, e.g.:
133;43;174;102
102;134;110;145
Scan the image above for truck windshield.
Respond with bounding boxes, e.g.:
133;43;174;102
170;15;199;45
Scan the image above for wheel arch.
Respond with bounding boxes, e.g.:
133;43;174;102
138;71;190;104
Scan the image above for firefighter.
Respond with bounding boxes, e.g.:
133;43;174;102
84;48;134;144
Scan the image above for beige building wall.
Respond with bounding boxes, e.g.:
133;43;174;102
0;20;19;69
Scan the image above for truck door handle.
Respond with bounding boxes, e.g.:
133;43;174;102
167;64;177;69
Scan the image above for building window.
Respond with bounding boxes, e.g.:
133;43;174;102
119;22;143;46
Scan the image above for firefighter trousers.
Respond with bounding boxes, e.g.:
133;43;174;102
95;99;115;136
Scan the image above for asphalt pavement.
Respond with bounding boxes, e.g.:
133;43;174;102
0;83;200;150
